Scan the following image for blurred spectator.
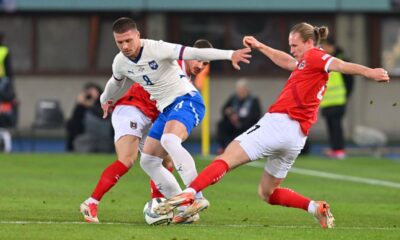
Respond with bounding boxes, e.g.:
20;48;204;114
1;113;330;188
0;32;17;152
66;83;113;153
0;32;17;127
216;78;261;153
320;37;354;159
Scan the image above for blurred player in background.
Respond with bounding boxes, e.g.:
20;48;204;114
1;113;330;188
320;37;354;159
155;22;390;229
80;39;213;223
98;17;250;223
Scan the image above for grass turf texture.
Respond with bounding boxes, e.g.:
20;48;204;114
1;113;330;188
0;153;399;240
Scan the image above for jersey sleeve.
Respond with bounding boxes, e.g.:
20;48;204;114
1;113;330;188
309;50;334;73
148;40;184;60
147;39;233;61
112;55;127;81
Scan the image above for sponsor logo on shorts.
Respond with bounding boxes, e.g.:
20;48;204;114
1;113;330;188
130;121;137;129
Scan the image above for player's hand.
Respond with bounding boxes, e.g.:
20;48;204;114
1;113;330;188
243;36;262;50
366;68;390;83
231;48;251;70
101;100;114;119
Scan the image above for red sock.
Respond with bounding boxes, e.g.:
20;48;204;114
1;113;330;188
189;159;229;193
150;167;174;199
91;160;129;201
268;188;310;211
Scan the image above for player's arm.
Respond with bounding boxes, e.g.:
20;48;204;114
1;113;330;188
100;75;133;118
155;40;251;70
181;47;251;70
328;58;390;82
243;36;297;71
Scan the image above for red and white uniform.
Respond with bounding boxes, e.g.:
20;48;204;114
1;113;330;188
235;48;333;178
114;83;159;122
269;48;333;135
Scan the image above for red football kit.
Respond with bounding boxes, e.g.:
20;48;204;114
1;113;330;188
114;83;159;122
269;48;333;135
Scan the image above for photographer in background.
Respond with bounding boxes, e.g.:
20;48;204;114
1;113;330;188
216;78;261;154
66;83;113;152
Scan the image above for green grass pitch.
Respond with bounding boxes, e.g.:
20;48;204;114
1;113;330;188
0;153;399;240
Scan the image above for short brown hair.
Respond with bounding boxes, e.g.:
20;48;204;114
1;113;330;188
290;22;329;46
193;39;213;48
112;17;137;33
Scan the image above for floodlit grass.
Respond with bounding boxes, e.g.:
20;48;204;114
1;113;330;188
0;153;399;240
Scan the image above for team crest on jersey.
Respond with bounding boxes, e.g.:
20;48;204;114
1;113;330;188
130;121;137;129
148;60;158;70
298;60;306;70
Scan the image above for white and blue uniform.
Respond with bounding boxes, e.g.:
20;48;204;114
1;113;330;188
101;39;233;139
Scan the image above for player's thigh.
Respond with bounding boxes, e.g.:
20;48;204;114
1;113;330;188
163;120;188;140
217;140;251;169
143;136;168;158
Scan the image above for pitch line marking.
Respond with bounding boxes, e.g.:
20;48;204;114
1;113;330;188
248;162;400;189
0;221;398;231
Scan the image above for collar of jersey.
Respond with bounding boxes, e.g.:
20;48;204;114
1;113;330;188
128;47;144;63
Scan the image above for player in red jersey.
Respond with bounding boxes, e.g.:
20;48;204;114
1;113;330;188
155;22;390;229
80;39;213;223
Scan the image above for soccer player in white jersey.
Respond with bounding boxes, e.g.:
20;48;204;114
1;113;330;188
100;17;251;223
79;39;214;223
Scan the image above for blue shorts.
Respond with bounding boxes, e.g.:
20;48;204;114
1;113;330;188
148;91;205;140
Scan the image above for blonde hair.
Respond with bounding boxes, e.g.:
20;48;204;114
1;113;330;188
290;22;329;46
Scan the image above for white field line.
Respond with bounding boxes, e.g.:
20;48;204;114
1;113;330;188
248;162;400;189
0;221;398;231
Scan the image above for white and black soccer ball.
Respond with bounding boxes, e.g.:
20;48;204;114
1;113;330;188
143;197;173;225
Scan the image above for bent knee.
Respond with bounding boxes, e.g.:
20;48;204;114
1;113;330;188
118;153;137;168
160;133;181;150
139;153;162;170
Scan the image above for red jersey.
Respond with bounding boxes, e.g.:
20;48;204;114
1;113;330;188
269;48;333;135
115;83;159;122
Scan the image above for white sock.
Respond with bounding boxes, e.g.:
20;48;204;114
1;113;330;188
160;133;199;187
183;187;197;195
85;197;99;205
140;153;182;198
307;200;317;214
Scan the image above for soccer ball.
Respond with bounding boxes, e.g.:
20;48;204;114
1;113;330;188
143;197;173;225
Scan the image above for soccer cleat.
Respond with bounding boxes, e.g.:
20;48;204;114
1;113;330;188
313;201;335;229
80;202;99;223
181;198;210;219
154;192;195;215
172;213;200;224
